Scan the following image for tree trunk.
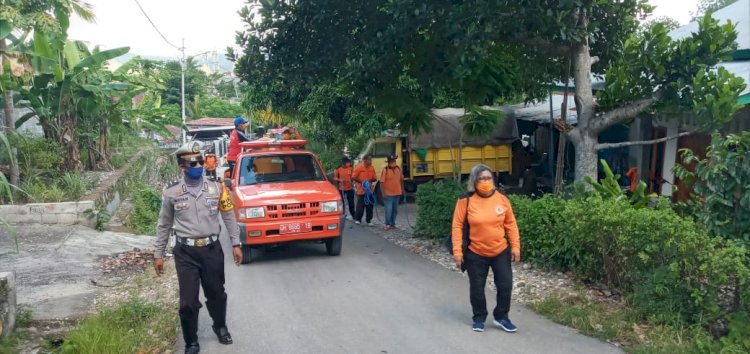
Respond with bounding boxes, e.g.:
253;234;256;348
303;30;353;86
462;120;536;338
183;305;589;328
98;119;109;168
569;130;598;183
571;32;597;183
1;39;20;186
60;110;81;171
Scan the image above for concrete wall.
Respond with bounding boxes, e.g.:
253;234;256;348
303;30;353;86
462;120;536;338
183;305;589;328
0;201;95;227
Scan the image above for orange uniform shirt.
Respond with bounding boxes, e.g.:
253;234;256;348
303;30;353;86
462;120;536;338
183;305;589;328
451;192;520;258
334;166;354;191
352;163;376;196
380;166;403;196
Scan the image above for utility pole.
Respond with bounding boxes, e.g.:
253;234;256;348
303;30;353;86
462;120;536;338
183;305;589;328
181;38;187;144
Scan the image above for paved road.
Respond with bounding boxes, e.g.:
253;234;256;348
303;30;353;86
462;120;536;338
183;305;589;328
179;223;621;354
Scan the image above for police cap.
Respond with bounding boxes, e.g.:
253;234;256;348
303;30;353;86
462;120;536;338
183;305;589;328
175;141;204;163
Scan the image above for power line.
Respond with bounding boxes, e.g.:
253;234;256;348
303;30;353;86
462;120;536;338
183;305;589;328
132;0;181;50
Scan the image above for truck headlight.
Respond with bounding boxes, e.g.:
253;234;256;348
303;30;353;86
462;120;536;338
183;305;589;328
321;201;340;213
241;207;265;219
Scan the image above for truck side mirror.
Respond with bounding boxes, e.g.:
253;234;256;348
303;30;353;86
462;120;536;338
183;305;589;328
224;178;233;191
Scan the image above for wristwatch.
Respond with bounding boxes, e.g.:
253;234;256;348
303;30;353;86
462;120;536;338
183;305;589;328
233;245;242;249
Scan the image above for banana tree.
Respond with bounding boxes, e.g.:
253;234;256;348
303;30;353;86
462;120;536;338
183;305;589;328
16;38;131;171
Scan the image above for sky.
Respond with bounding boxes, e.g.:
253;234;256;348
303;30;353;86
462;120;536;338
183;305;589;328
68;0;248;60
68;0;702;60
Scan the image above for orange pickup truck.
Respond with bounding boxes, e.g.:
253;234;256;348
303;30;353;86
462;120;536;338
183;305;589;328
227;140;344;263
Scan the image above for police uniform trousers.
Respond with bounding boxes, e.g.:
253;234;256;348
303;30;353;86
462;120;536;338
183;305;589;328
173;240;228;344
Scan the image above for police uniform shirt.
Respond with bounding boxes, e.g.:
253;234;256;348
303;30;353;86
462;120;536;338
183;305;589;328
154;177;241;258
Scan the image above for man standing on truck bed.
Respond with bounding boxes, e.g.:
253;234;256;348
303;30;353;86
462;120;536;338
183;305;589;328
334;156;356;219
227;116;250;178
380;154;404;230
352;155;377;225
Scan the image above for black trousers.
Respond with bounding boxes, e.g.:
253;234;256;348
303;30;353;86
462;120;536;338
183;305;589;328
174;241;228;344
465;247;513;323
355;194;373;223
227;161;236;178
340;189;356;218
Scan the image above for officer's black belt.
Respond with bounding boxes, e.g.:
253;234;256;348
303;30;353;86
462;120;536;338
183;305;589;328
176;235;220;247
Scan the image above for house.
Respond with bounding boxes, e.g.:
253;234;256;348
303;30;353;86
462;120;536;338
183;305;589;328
648;0;750;200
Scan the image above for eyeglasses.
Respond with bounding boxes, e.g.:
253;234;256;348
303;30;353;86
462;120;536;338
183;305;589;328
187;161;204;167
477;176;493;181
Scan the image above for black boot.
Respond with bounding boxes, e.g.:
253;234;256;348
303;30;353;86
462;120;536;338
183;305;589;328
181;318;200;353
212;325;233;345
184;342;200;354
206;295;232;344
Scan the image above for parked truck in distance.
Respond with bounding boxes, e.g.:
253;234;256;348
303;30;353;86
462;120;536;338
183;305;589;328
356;108;519;193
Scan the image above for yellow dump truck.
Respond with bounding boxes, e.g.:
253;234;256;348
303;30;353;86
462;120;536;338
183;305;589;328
356;108;518;193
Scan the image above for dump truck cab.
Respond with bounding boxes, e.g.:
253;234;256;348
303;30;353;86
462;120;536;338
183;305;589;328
228;140;344;263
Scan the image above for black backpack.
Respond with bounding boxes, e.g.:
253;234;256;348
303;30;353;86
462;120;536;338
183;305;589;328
444;193;473;263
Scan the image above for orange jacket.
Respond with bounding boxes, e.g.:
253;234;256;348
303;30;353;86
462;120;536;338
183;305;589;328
334;166;354;191
380;166;403;196
451;192;520;258
352;163;376;196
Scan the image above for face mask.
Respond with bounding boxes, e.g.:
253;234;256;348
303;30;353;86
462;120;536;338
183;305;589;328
476;180;494;195
185;167;204;180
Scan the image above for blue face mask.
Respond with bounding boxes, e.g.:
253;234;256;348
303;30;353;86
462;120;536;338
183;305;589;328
185;167;204;179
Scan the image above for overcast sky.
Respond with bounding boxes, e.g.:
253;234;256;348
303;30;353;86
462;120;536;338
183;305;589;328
68;0;248;59
68;0;702;60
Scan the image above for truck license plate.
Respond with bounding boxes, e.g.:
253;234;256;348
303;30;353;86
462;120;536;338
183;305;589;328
279;222;312;235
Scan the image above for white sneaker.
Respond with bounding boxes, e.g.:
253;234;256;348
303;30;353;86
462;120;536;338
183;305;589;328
354;221;361;225
366;222;372;226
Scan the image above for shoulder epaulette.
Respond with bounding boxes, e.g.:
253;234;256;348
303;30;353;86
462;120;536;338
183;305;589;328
165;179;181;189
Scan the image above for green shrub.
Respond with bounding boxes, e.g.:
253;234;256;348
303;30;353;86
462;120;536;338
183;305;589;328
509;193;749;331
508;194;571;269
59;172;88;200
413;179;464;239
9;134;64;179
130;186;162;235
675;132;750;246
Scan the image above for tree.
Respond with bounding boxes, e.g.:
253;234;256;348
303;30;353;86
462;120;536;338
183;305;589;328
691;0;738;21
160;57;209;106
0;0;95;184
233;0;745;183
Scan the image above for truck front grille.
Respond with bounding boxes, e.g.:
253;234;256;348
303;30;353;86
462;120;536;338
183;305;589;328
266;202;317;219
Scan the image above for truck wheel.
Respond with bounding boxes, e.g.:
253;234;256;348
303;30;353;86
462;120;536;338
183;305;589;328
241;245;253;264
325;236;342;256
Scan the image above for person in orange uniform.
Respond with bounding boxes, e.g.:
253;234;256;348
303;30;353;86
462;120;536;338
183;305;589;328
379;154;404;230
352;155;377;225
282;126;302;140
333;157;356;219
451;164;521;333
204;148;218;180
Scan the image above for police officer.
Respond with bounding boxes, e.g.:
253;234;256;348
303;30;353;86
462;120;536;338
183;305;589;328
153;141;243;354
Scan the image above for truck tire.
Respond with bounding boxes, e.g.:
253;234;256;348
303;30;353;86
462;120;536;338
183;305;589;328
325;236;342;256
241;245;253;264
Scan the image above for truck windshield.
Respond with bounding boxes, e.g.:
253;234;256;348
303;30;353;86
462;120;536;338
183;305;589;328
238;154;325;186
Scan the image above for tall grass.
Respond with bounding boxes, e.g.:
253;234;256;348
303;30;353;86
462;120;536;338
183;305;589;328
61;298;176;354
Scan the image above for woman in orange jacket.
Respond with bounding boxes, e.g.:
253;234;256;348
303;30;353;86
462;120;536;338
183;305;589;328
451;164;521;333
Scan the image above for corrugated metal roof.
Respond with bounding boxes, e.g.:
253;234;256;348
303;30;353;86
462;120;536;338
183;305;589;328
186;118;236;127
669;0;750;50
